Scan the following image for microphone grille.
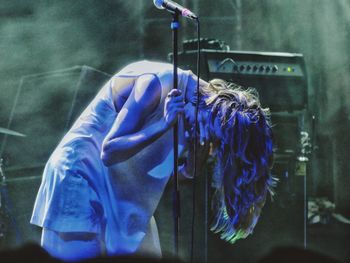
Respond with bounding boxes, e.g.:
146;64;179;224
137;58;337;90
153;0;165;9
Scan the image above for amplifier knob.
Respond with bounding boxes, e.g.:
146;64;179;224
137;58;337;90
239;65;245;71
246;65;251;71
272;65;278;72
253;65;258;71
233;65;238;72
259;65;265;72
266;66;271;72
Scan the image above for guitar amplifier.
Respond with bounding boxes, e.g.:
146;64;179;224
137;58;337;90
176;50;308;112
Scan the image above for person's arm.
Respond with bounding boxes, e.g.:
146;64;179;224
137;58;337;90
101;74;185;166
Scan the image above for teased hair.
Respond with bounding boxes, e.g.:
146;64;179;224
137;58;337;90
203;79;275;244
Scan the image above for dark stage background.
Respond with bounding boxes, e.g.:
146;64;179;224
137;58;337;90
0;1;350;262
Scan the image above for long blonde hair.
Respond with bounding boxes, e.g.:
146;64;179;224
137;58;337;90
202;79;274;243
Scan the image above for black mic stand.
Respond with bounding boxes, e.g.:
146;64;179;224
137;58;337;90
171;11;180;257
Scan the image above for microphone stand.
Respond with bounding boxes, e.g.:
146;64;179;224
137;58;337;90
171;11;180;257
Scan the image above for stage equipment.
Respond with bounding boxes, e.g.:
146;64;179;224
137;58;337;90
154;0;198;20
0;128;25;137
0;158;8;244
176;49;308;112
0;66;111;170
182;38;230;52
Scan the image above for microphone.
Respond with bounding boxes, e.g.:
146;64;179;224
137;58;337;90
153;0;198;20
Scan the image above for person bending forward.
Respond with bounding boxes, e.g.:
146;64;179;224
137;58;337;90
31;60;274;261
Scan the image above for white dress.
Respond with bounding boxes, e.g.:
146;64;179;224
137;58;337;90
31;60;192;256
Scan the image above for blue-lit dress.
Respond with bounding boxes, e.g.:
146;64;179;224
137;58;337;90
30;60;191;255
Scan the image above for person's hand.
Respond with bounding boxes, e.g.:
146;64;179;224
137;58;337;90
163;89;185;129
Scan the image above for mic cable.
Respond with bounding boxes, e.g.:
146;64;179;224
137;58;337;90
190;17;201;263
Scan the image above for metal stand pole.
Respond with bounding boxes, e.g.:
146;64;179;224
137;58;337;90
171;12;180;257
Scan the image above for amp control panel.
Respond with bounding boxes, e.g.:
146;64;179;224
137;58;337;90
207;58;304;77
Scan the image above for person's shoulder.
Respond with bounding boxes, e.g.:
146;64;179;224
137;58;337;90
115;60;171;76
117;59;191;72
114;60;189;81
